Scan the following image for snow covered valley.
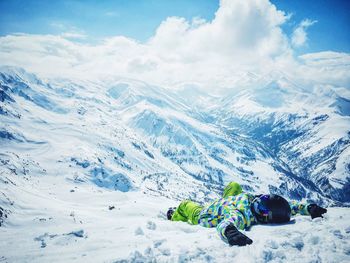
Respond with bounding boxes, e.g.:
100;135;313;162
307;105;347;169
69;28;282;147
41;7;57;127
1;66;350;262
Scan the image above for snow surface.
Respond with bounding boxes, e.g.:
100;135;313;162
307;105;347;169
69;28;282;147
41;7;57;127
1;67;350;262
1;172;350;263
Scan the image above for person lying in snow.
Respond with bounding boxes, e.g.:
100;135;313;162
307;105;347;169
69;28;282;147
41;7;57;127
167;182;327;246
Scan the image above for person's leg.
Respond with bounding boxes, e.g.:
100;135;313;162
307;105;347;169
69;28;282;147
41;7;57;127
223;182;243;198
171;200;203;225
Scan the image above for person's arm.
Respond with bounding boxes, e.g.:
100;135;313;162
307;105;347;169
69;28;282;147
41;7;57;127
289;200;309;216
289;200;327;219
223;182;243;198
216;210;253;246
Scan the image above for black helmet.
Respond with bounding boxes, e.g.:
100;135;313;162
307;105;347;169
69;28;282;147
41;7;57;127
251;194;291;224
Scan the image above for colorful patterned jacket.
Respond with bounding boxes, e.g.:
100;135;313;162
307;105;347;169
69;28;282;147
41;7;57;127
198;182;310;243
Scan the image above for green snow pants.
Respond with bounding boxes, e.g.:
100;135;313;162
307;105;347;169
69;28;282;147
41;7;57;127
171;200;203;225
223;182;242;198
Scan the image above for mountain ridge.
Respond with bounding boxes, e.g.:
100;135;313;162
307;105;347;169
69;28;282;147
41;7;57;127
1;66;349;206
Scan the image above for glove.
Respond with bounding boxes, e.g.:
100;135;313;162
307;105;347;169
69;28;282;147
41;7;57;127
307;204;327;219
224;224;253;246
167;207;176;220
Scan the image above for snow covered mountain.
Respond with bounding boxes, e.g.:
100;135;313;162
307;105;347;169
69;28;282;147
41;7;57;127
210;75;350;204
1;66;349;203
0;66;349;262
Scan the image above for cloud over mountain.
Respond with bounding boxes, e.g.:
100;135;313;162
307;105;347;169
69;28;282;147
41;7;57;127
0;0;349;90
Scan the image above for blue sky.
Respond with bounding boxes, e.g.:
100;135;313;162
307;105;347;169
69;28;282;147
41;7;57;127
0;0;217;42
271;0;350;53
0;0;349;53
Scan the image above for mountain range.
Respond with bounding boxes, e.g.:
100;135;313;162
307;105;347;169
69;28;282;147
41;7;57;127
1;66;349;208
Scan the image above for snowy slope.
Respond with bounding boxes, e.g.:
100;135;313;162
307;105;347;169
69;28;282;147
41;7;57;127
1;66;350;262
0;167;349;263
210;74;350;204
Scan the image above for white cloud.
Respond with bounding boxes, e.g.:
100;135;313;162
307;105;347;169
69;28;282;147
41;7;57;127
105;11;119;17
0;0;348;91
296;51;350;86
149;0;289;64
61;32;87;39
50;22;66;30
291;19;317;47
50;21;87;40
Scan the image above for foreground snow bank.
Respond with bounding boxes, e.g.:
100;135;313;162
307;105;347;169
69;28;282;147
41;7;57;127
0;174;349;263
